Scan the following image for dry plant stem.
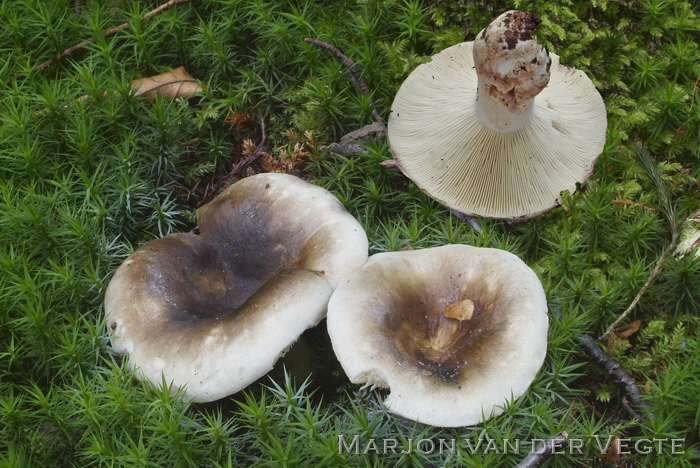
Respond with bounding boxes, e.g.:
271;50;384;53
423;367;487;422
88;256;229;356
15;0;191;80
514;431;568;468
689;76;700;111
601;230;680;340
611;200;656;211
304;38;385;127
576;333;648;421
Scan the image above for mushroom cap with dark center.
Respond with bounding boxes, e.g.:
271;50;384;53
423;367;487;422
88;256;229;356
105;173;369;402
327;245;548;427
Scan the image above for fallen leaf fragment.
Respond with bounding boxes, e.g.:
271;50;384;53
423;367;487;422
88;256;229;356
60;66;202;114
131;66;202;99
598;435;622;462
615;320;642;340
607;319;642;353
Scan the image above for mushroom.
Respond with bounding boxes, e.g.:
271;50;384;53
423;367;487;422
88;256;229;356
388;10;607;220
104;173;369;402
326;244;548;427
676;209;700;258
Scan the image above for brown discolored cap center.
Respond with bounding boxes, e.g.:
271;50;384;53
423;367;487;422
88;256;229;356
381;281;506;382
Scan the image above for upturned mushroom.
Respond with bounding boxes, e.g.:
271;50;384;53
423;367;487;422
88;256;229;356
327;244;548;427
104;173;368;402
388;10;607;219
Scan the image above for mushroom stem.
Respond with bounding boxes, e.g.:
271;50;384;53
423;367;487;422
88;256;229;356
474;83;535;132
473;11;551;132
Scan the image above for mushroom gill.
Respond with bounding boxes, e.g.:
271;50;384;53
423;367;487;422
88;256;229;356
387;10;607;219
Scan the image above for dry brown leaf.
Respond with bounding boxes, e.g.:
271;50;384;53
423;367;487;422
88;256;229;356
226;110;254;127
64;66;201;112
130;66;202;100
615;320;642;340
598;435;622;463
607;319;642;353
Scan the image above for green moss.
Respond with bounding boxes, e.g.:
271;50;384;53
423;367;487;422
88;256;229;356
0;0;698;466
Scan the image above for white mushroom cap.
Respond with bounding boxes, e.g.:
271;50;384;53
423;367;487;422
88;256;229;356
327;245;548;427
388;11;607;220
105;173;368;402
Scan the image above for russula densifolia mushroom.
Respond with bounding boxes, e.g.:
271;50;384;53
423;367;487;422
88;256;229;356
388;10;607;220
327;244;548;427
104;173;368;402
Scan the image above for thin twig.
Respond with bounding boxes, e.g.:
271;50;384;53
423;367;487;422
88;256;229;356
603;144;683;340
515;432;568;468
14;0;191;80
611;200;656;211
600;230;680;340
689;76;700;112
304;38;385;127
320;122;386;156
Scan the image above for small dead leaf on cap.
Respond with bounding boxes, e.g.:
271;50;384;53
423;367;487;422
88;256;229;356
444;298;474;321
131;66;202;100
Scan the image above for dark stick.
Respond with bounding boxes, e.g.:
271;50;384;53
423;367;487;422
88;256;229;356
14;0;191;80
575;333;648;415
230;117;268;176
304;38;384;126
549;306;650;422
447;208;499;248
448;209;485;234
515;432;568;468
